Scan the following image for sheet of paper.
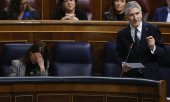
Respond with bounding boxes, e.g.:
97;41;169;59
124;63;145;69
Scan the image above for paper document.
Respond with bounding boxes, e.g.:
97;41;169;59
124;63;145;69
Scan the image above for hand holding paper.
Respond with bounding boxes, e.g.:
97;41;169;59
122;62;132;72
122;62;145;72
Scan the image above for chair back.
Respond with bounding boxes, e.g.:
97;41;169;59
159;44;170;97
52;42;93;76
0;43;32;76
102;41;121;77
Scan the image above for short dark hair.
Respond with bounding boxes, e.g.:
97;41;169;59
59;0;78;7
59;0;77;4
23;42;49;71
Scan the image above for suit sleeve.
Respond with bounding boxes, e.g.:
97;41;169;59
152;25;165;56
9;60;20;77
116;32;126;63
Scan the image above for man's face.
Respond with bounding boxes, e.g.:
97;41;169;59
63;0;76;12
126;7;142;28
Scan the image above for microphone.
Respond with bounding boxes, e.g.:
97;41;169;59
120;43;133;77
125;43;133;63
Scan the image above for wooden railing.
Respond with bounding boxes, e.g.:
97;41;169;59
0;77;167;102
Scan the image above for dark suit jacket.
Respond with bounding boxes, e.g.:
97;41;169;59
152;6;168;22
116;22;165;80
53;9;88;20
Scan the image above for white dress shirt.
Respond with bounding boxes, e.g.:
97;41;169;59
130;22;156;54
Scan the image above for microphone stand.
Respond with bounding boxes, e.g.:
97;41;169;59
120;43;133;77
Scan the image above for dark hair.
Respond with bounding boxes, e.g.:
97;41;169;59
7;0;34;18
59;0;78;5
110;0;127;20
59;0;78;9
23;42;49;76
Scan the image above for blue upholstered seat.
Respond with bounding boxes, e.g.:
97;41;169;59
0;43;32;76
102;41;121;77
52;42;93;76
159;44;170;97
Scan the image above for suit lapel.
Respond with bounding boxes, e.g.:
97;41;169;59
125;26;134;45
125;26;137;54
138;22;149;51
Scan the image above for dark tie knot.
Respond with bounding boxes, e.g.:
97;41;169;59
135;28;138;34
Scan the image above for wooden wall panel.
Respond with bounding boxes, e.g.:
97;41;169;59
15;95;33;102
0;96;11;102
37;94;70;102
90;0;102;20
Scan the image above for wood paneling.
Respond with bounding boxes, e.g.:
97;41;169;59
0;77;167;102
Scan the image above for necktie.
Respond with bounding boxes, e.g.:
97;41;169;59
134;28;140;48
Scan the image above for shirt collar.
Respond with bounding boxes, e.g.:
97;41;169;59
130;21;142;32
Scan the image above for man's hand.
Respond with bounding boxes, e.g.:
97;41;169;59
146;36;155;50
122;62;131;72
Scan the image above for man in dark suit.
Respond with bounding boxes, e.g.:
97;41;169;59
152;0;170;22
116;1;165;80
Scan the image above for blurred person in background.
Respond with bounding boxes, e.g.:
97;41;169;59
0;0;40;20
153;0;170;22
54;0;88;20
104;0;127;21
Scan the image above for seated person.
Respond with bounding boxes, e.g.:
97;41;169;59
9;42;49;76
152;0;170;22
0;0;40;20
104;0;127;21
53;0;88;20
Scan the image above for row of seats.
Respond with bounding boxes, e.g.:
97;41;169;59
0;42;93;77
0;41;170;97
